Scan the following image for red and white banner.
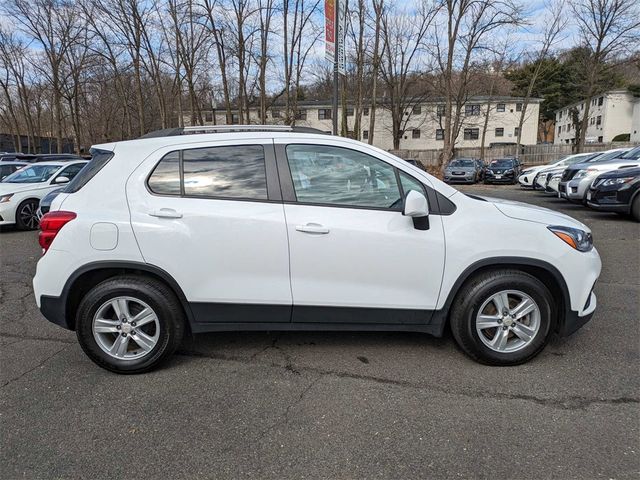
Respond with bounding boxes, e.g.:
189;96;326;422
325;0;346;74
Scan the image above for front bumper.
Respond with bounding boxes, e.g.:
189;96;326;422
558;292;597;336
444;174;475;183
585;186;631;213
0;202;16;225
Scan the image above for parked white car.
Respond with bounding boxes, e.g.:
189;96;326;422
533;152;601;192
0;161;87;230
559;147;640;202
33;126;601;373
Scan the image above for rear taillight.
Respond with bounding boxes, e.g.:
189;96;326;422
39;211;76;253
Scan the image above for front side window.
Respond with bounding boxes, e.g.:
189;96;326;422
399;171;425;196
147;146;268;200
286;144;401;209
56;163;85;182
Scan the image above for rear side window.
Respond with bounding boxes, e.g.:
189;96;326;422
64;149;114;193
148;152;180;195
147;145;268;200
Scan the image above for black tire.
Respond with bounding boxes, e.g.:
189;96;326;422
15;199;40;230
76;276;185;374
631;196;640;222
449;269;554;365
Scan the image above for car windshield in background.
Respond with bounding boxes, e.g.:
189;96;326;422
449;160;475;168
619;146;640;160
489;159;513;168
1;164;60;183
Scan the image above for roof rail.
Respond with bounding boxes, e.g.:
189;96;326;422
139;124;329;139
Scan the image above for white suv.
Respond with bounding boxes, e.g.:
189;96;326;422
33;126;601;373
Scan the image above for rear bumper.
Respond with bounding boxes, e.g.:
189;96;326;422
39;294;73;330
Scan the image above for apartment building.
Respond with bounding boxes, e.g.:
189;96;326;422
185;96;541;151
554;89;637;144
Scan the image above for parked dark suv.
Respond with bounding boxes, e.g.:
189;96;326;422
586;167;640;221
484;158;521;184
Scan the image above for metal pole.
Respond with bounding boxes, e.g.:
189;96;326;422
332;0;339;135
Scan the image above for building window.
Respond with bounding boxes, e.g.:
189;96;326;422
496;103;505;112
495;127;504;137
231;113;239;124
318;109;332;120
558;111;563;119
515;103;523;112
598;97;604;106
463;128;479;140
436;105;445;117
590;117;595;125
580;103;584;110
514;127;520;136
363;107;369;116
346;107;354;116
465;104;480;116
205;112;213;122
412;129;421;139
272;109;281;118
598;136;603;142
412;105;421;115
436;129;444;140
558;126;562;135
362;130;369;140
295;109;307;120
596;115;602;126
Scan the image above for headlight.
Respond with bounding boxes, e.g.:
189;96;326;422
601;176;635;187
550;173;562;180
0;193;14;203
574;168;598;180
548;226;593;252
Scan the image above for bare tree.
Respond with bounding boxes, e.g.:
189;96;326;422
571;0;640;151
515;0;566;154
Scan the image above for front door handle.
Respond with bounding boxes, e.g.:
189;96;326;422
148;208;183;219
295;223;330;234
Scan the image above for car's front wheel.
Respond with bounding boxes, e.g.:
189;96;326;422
15;199;40;230
450;270;554;365
76;276;185;374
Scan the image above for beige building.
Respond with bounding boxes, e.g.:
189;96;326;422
554;89;638;144
185;96;541;151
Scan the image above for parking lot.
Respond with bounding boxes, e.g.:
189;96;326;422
1;184;638;479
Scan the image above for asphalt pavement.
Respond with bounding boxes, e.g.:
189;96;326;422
1;184;638;479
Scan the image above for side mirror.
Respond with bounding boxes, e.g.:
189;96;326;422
402;190;430;230
53;176;69;184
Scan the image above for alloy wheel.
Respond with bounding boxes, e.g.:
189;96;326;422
475;290;541;353
19;201;40;229
92;296;160;360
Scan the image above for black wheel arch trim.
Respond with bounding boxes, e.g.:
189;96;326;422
44;260;196;331
433;256;576;336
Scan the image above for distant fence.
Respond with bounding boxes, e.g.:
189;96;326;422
391;142;639;167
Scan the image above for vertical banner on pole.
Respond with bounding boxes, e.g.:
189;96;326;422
336;0;346;75
325;0;336;63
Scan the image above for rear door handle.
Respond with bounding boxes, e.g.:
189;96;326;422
148;208;182;219
295;223;329;234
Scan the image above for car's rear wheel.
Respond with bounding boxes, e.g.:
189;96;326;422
450;270;554;365
76;276;185;374
15;199;40;230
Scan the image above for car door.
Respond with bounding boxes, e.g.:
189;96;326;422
126;140;292;323
276;141;446;324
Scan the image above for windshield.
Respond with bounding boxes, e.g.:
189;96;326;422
1;164;61;183
489;159;514;168
584;150;627;163
620;146;640;160
449;159;475;168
